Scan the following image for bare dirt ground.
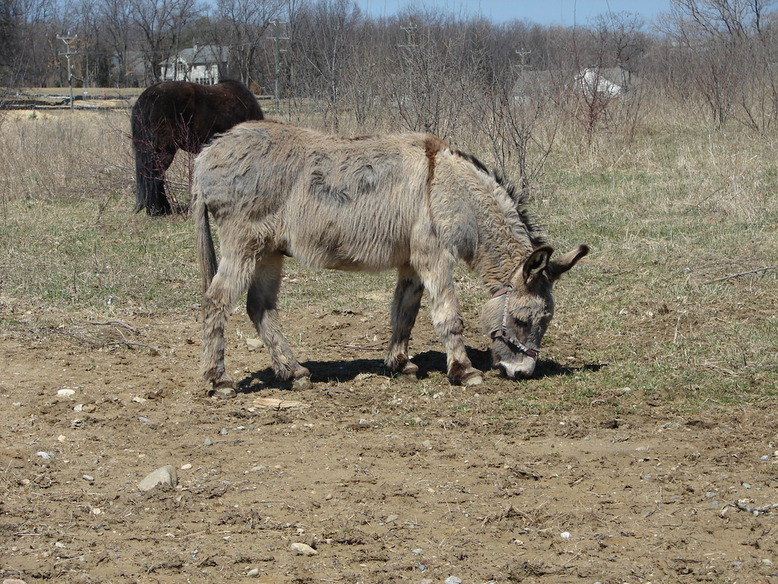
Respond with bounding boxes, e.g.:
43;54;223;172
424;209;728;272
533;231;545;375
1;295;777;584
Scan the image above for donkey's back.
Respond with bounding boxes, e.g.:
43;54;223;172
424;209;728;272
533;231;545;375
195;121;443;272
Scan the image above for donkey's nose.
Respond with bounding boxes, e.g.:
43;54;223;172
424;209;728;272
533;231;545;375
499;360;536;380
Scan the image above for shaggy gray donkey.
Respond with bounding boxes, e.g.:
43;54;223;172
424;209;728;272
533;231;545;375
193;120;588;396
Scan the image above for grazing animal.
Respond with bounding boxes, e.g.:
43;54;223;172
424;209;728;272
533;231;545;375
131;80;264;215
193;120;588;393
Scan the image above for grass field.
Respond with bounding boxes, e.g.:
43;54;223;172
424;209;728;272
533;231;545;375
1;105;775;410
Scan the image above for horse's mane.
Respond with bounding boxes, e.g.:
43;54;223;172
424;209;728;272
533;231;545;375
454;150;548;249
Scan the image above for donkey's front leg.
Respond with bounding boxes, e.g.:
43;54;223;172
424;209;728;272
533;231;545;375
246;253;311;389
416;255;482;386
385;266;425;377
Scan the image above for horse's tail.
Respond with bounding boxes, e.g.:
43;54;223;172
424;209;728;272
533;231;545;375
131;98;170;215
193;187;218;293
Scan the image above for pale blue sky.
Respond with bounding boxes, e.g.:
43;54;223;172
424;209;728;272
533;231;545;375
356;0;674;25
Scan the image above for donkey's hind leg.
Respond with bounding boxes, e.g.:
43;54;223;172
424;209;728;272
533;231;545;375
385;266;424;377
201;250;255;395
246;252;311;389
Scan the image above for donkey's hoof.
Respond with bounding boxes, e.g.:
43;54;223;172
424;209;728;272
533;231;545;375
457;368;483;387
292;376;312;391
212;386;237;399
463;374;483;386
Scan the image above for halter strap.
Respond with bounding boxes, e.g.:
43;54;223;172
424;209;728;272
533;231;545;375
488;285;540;360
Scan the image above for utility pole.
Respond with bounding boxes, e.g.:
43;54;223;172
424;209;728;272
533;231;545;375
57;33;78;111
516;48;532;72
399;24;417;49
270;20;288;113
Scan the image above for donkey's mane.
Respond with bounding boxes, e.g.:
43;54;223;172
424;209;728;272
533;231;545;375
453;150;548;249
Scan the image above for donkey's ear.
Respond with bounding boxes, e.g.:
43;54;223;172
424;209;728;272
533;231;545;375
547;245;589;281
519;245;554;286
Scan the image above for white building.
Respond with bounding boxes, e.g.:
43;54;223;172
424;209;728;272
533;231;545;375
160;45;229;84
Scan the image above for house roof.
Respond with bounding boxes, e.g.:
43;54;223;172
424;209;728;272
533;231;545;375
160;45;229;66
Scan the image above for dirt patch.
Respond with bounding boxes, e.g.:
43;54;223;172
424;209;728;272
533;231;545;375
1;300;777;583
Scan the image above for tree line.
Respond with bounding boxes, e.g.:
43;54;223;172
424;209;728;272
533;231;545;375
2;0;777;134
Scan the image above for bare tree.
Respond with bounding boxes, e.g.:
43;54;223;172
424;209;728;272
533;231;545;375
662;0;778;128
129;0;201;83
287;0;362;129
211;0;282;86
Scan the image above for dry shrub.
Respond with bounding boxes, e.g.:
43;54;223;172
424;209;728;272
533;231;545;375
0;109;134;208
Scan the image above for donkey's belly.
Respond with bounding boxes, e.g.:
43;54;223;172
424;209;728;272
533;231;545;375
286;239;410;273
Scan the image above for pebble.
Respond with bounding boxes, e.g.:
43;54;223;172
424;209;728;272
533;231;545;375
246;568;260;577
36;451;55;460
82;475;95;482
137;465;178;491
444;578;462;584
290;542;318;556
203;437;214;446
57;388;76;397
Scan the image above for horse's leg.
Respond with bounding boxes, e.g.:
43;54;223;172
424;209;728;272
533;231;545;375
147;147;175;216
201;247;255;396
246;252;311;389
413;249;483;386
385;266;424;377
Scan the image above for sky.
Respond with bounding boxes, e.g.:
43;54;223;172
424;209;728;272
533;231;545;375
355;0;674;26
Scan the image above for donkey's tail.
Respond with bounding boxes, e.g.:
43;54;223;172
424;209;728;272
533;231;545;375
193;189;218;293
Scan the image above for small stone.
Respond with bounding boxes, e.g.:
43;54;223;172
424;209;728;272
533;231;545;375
138;465;178;491
290;542;318;556
180;463;192;470
422;440;433;449
762;559;774;567
444;577;462;584
246;337;264;350
57;388;76;397
36;451;54;460
246;568;260;577
560;531;572;539
82;475;95;482
203;437;213;446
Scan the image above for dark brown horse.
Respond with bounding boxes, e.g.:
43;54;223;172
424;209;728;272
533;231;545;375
131;80;264;215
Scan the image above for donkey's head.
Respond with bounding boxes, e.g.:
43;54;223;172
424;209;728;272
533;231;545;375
481;245;589;379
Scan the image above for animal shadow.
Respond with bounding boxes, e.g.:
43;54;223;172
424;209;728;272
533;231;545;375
235;348;606;393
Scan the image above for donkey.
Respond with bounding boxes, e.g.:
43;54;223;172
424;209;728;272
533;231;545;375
193;120;588;394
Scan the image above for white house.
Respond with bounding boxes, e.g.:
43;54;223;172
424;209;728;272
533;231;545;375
160;45;229;84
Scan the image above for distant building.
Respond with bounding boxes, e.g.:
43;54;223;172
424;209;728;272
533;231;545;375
160;45;229;84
